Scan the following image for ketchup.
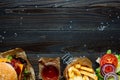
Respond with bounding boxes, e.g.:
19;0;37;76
41;65;59;80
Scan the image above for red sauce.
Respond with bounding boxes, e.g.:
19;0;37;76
41;65;59;80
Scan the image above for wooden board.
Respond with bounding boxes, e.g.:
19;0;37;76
0;0;120;79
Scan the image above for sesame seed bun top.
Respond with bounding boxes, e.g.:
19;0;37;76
0;62;18;80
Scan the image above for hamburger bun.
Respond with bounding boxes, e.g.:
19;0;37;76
0;62;17;80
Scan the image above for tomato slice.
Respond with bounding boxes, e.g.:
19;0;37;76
100;54;118;67
11;59;22;75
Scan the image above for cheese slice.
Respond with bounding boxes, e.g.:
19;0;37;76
18;63;24;80
18;63;24;72
0;58;8;62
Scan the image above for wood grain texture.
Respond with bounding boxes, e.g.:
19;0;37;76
0;1;120;79
0;0;120;53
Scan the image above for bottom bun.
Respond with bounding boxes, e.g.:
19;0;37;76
0;62;17;80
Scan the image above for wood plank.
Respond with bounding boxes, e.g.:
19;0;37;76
1;0;120;8
0;30;120;52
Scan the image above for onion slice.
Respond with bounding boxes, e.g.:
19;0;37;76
101;64;115;76
104;72;118;80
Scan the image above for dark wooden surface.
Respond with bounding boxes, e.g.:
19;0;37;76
0;0;120;79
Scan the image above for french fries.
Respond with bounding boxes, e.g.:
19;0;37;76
67;63;98;80
80;66;94;73
83;76;89;80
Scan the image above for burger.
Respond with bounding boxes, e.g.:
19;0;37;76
0;48;35;80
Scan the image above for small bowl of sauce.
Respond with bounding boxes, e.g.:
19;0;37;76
41;65;59;80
